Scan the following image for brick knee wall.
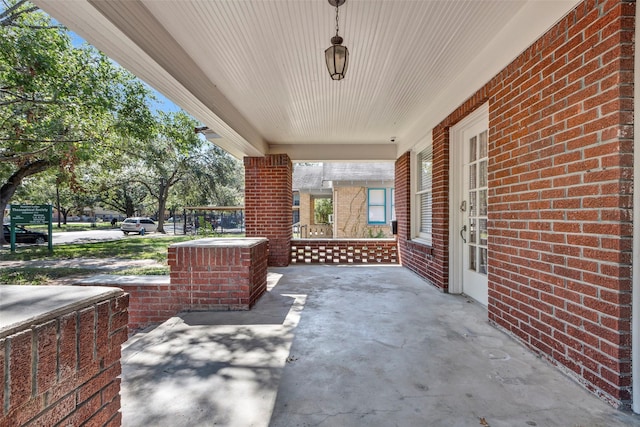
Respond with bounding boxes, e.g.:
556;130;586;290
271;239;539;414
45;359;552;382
0;293;129;426
291;239;398;264
117;282;178;333
168;238;269;310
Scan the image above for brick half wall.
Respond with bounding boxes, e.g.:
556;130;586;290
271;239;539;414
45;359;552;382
168;238;269;310
291;239;398;264
0;288;129;426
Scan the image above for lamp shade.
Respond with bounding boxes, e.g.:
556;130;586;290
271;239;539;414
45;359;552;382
325;41;349;80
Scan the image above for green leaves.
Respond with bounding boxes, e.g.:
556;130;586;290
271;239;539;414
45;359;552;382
0;1;154;164
0;1;243;233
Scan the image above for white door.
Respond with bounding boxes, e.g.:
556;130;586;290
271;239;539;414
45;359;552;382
450;105;489;306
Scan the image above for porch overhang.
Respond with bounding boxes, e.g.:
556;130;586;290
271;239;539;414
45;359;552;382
34;0;580;161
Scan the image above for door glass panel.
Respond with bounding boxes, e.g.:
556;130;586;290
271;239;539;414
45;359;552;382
470;136;477;162
469;219;476;244
479;189;487;216
479;131;488;158
479;248;488;274
469;246;476;272
466;130;488;276
469;164;476;189
469;192;476;217
479;160;487;187
479;219;488;245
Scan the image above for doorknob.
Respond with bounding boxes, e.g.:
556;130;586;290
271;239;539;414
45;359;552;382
460;224;467;243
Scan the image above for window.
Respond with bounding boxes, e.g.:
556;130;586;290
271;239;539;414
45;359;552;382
416;145;433;244
368;188;386;224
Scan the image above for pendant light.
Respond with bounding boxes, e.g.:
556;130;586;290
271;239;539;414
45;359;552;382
325;0;349;80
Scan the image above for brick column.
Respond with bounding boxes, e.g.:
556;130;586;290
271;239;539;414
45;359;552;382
244;154;293;266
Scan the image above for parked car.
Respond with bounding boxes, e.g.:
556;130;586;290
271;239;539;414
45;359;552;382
120;217;157;235
3;225;48;244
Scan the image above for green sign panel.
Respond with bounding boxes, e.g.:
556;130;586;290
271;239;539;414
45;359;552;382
9;204;53;252
10;204;51;225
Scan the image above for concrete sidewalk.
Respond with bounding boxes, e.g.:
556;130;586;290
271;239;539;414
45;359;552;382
120;265;640;427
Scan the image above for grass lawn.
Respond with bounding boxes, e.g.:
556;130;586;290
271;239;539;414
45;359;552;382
0;235;196;285
1;235;194;262
0;267;104;285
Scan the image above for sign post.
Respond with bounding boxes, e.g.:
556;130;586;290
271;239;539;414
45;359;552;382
9;204;53;252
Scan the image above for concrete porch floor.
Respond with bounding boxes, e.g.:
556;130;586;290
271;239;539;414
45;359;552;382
121;265;640;427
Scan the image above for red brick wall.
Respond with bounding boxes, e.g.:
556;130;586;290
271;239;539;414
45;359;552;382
244;154;293;266
291;239;398;264
0;293;129;426
168;240;268;310
395;0;634;408
395;152;446;289
488;0;634;408
114;282;178;332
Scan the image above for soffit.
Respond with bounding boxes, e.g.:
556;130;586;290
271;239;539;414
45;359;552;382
34;0;581;160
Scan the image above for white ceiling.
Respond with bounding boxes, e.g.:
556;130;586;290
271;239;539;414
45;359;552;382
34;0;580;161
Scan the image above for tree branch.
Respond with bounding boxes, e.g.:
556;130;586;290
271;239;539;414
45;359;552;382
0;143;56;162
0;137;87;144
0;0;31;21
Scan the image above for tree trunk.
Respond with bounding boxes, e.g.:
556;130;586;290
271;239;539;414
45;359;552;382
56;184;62;228
125;194;135;218
0;159;53;245
156;181;168;233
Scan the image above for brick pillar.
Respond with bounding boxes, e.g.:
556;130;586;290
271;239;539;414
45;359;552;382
244;154;292;266
394;152;411;245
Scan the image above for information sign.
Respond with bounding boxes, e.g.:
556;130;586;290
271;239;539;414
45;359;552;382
10;204;51;225
9;204;53;252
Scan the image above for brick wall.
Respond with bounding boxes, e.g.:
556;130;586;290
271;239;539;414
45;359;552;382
488;0;634;408
0;293;129;426
291;239;398;264
168;239;269;310
395;152;446;290
244;154;293;266
395;0;634;408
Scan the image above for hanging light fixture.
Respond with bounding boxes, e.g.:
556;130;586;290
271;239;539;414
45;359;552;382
325;0;349;80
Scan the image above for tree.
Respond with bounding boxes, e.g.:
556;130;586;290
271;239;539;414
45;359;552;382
0;0;153;242
123;111;203;233
179;144;244;207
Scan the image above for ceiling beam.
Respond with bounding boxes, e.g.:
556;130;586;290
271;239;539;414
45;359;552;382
269;144;397;162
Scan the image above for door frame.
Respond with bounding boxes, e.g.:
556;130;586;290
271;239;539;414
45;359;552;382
448;103;489;296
